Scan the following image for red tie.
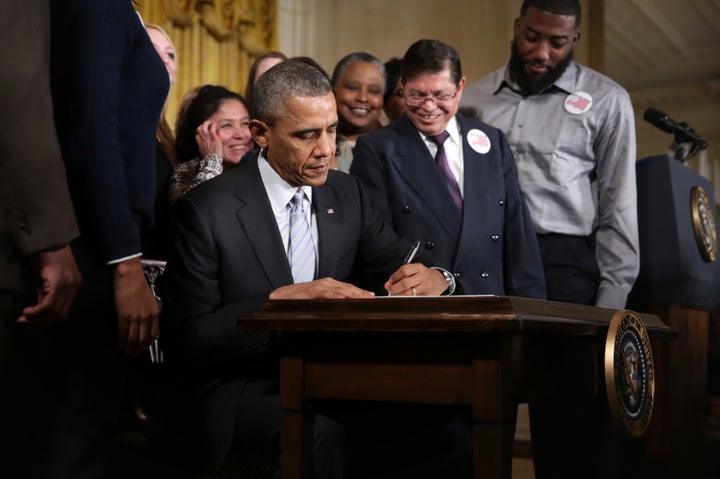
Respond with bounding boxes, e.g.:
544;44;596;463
430;131;463;210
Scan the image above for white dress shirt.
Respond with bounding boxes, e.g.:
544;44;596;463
258;151;319;263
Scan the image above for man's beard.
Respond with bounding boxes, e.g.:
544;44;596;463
509;39;573;95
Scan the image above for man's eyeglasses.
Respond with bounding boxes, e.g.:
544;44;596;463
400;89;458;107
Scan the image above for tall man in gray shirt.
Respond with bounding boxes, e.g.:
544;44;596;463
461;0;639;311
461;1;639;477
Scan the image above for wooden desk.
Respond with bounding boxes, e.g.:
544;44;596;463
239;296;674;479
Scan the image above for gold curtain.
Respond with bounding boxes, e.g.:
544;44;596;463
136;0;278;130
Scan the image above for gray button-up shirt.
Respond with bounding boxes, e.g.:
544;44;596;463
461;61;639;309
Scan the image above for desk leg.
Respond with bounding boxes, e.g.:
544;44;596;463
473;418;517;479
281;356;314;479
472;358;516;479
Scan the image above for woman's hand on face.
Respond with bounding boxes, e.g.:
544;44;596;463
195;119;224;158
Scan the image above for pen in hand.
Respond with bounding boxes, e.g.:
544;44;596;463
401;240;421;265
387;241;420;296
386;241;422;297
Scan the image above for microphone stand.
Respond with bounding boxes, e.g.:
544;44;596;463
666;123;707;164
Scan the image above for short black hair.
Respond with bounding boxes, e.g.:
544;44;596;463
520;0;581;28
252;60;332;127
400;39;462;86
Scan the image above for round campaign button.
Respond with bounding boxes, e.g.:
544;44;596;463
467;129;491;154
564;91;593;115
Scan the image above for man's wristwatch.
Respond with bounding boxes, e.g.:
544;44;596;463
431;267;456;295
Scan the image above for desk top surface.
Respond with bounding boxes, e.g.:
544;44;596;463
238;296;674;338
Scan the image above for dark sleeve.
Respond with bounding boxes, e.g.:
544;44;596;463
352;173;415;277
498;132;547;299
350;135;395;226
162;195;271;370
0;0;78;257
51;0;145;262
140;145;174;260
344;171;446;293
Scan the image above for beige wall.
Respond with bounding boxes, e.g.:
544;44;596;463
632;82;720;198
278;0;596;83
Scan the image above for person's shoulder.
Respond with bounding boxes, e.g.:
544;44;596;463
357;116;411;145
324;169;366;195
575;62;630;97
325;169;361;187
317;170;366;208
456;113;505;139
370;117;409;137
181;161;249;206
463;67;505;97
57;0;136;25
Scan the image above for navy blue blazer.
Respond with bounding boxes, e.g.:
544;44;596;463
51;0;169;264
351;113;546;298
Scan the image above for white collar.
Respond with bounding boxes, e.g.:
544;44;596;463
419;115;461;146
258;151;313;215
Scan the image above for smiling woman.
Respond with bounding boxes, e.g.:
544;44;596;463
169;85;253;203
330;52;386;172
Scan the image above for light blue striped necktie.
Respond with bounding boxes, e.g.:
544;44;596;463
288;188;316;283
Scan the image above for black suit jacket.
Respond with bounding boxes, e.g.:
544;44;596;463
351;113;546;299
162;157;418;464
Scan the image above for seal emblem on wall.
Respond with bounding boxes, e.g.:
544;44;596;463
605;310;655;437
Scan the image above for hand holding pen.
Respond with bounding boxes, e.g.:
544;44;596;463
386;241;421;296
385;241;450;296
400;240;421;266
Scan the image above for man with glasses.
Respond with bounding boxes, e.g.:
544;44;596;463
351;39;546;298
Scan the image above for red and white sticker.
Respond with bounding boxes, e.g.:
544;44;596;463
564;91;593;114
467;128;491;154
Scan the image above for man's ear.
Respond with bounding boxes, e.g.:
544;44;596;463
250;119;270;149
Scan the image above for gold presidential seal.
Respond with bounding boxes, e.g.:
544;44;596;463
691;186;718;263
605;310;654;437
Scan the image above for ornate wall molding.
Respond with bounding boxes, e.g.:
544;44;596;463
631;80;720;111
161;0;274;48
162;0;195;27
137;0;277;129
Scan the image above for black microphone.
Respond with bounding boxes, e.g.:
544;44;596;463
643;108;707;147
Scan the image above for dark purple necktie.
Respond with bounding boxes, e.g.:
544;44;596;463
430;131;463;210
